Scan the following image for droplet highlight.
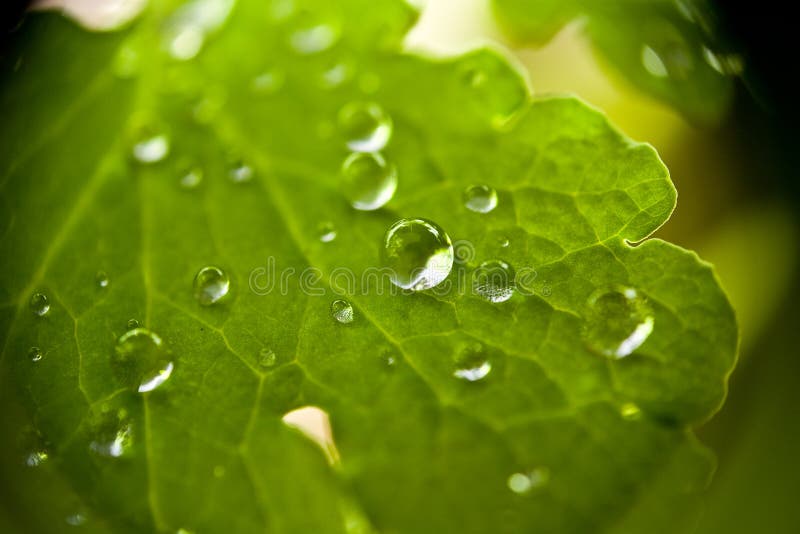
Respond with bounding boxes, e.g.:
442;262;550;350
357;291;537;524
193;266;230;306
338;101;392;152
382;218;454;291
582;286;654;359
340;152;397;210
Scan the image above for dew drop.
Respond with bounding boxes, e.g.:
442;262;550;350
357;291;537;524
318;222;337;243
193;266;230;306
507;467;549;494
28;347;42;362
113;328;174;393
582;286;654;359
340;152;397;210
29;292;50;316
95;270;110;288
497;236;510;248
382;218;454;291
331;299;354;324
338;101;392;152
289;23;339;54
132;133;170;163
127;318;140;330
179;167;203;189
473;259;515;303
25;448;49;467
259;348;277;368
620;402;642;421
89;413;132;458
229;161;254;183
463;184;498;213
453;343;491;382
641;45;668;77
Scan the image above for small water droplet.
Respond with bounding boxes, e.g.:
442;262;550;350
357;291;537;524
30;292;50;316
507;467;549;494
641;45;668;77
166;24;204;60
213;465;226;478
582;286;654;359
620;402;642;421
193;266;230;306
95;270;110;288
379;347;397;367
338;101;392;152
179;167;203;189
113;328;174;393
382;218;454;291
340;152;397;210
89;413;132;458
127;318;140;329
24;448;49;467
473;259;515;303
251;69;285;94
331;299;354;324
497;236;510;248
66;511;87;527
133;132;170;163
453;343;491;382
318;222;337;243
229;161;254;183
28;347;42;362
319;61;351;89
289;23;338;54
463;184;498;213
259;348;277;368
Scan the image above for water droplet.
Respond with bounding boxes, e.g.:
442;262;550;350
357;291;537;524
133;132;170;163
382;218;454;291
497;236;510;248
24;448;49;467
95;270;110;288
127;318;140;329
338;101;392;152
66;511;87;527
319;61;351;89
379;347;397;367
582;286;654;359
453;343;491;382
179;167;203;189
463;184;498;213
331;299;354;324
620;402;642;421
641;45;668;77
166;24;204;60
473;260;515;303
507;467;549;494
318;222;337;243
163;0;234;61
462;67;487;88
113;328;174;393
289;23;339;54
259;348;277;368
29;292;50;316
251;69;285;94
89;413;132;458
229;161;254;183
193;266;230;306
28;347;42;362
340;152;397;210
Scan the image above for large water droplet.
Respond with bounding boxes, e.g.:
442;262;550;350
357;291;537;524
28;347;42;362
193;266;230;306
453;343;491;382
133;132;170;163
382;218;454;291
113;328;174;393
338;101;392;152
463;184;498;213
507;467;550;494
30;292;50;316
318;222;337;243
473;259;515;303
582;286;654;359
340;152;397;210
331;299;354;324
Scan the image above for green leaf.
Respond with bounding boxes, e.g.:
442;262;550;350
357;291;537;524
0;1;737;532
491;0;739;124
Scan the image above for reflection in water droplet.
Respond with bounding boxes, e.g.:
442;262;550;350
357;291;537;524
507;467;550;494
96;270;110;288
620;402;642;421
318;222;337;243
338;101;392;152
289;24;338;55
463;184;498;213
180;167;203;189
229;161;254;183
453;343;491;382
473;260;515;303
133;133;170;163
30;293;50;316
582;286;654;359
113;328;174;393
251;69;285;94
331;299;354;324
28;347;42;362
382;218;453;291
193;266;230;306
340;152;397;210
259;348;277;368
